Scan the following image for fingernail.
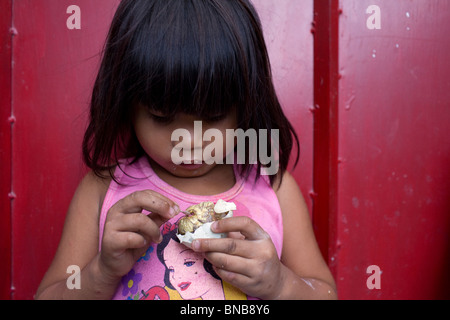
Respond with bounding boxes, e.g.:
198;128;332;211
192;240;200;251
211;221;218;232
171;205;180;217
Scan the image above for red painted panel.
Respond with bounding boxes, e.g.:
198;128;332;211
0;0;13;301
335;0;450;299
10;0;119;299
7;0;448;301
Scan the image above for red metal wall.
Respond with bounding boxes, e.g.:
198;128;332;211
1;0;119;299
1;0;449;300
0;0;13;301
333;0;450;299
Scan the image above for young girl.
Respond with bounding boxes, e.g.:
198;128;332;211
36;0;336;300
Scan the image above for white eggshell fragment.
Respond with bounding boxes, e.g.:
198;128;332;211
177;211;233;247
214;199;237;213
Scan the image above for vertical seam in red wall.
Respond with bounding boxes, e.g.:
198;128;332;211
9;0;15;300
312;0;340;272
10;0;17;299
0;0;13;300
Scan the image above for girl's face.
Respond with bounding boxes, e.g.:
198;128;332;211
133;104;237;179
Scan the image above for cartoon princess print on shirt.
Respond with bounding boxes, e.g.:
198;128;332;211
140;220;247;300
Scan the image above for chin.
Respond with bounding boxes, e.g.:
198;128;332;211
169;163;215;178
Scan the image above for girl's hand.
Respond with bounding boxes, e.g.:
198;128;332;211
100;190;179;281
191;216;285;300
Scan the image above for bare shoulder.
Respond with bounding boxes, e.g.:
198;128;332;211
273;170;303;206
273;171;311;248
75;170;112;212
62;169;112;249
63;170;111;229
273;171;309;225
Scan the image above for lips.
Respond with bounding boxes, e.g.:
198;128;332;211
178;162;204;170
178;282;191;291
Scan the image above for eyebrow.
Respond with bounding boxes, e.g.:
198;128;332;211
179;248;193;254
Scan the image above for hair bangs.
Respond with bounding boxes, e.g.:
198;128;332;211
130;0;248;120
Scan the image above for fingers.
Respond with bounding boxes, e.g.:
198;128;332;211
193;237;249;257
191;217;271;258
191;238;254;281
104;190;180;248
107;231;148;251
190;217;282;299
110;190;179;226
211;216;271;241
194;241;264;290
117;213;163;244
208;253;253;285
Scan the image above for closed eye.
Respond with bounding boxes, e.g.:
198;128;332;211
147;110;174;124
151;114;173;123
206;114;227;123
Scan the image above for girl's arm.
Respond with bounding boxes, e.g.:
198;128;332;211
275;171;337;299
35;172;116;299
35;172;179;300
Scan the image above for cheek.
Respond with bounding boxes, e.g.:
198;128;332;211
140;135;173;164
134;122;171;155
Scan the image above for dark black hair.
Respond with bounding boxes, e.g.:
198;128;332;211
82;0;299;187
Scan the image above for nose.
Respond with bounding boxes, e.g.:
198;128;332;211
171;120;204;162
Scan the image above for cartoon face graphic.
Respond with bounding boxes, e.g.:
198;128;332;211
163;239;224;300
156;222;224;300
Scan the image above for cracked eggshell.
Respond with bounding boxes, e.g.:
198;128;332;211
214;199;237;213
177;212;233;247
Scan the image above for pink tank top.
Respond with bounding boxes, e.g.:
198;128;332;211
98;157;283;300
